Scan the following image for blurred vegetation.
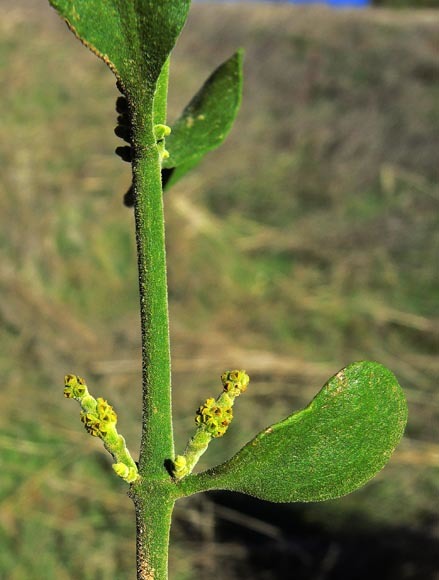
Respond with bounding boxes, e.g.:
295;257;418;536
1;1;438;579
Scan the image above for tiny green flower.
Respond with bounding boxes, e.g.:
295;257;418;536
64;374;87;399
195;398;233;437
80;411;102;437
172;455;188;479
221;370;250;397
96;397;117;425
112;463;139;483
154;124;171;141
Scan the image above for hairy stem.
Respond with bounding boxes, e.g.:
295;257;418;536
131;93;174;477
131;484;176;580
129;78;175;579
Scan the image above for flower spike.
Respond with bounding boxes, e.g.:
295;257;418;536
171;370;250;480
64;375;139;484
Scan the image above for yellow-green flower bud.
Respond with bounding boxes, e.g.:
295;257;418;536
172;455;188;479
64;374;87;399
112;463;139;484
113;462;129;479
96;397;117;425
154;124;171;141
80;412;102;437
221;370;250;397
195;398;233;437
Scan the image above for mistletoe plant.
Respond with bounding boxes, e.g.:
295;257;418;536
48;1;407;579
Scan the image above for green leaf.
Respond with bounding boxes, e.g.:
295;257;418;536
178;362;408;502
163;50;243;187
161;158;199;191
48;0;191;97
153;57;170;126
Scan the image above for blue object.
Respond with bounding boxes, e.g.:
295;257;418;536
289;0;370;5
197;0;371;6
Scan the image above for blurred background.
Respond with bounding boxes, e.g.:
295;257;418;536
0;0;438;578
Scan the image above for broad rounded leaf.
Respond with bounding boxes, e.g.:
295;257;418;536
178;362;407;502
163;50;243;187
48;0;191;94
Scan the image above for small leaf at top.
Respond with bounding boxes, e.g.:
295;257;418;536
178;361;408;502
48;0;191;98
163;50;243;188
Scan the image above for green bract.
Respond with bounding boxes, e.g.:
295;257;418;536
179;362;407;502
163;50;244;188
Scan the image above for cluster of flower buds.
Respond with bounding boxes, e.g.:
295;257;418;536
154;123;171;160
221;370;250;398
171;370;250;480
64;374;139;484
80;397;117;438
64;374;87;399
195;397;233;438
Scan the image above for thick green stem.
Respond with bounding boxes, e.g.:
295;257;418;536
131;484;176;580
131;99;174;476
129;71;175;579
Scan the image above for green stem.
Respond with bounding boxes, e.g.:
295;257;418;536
128;67;175;579
131;483;176;580
131;94;174;477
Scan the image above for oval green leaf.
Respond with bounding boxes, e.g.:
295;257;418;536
163;50;243;188
48;0;191;95
178;361;408;502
